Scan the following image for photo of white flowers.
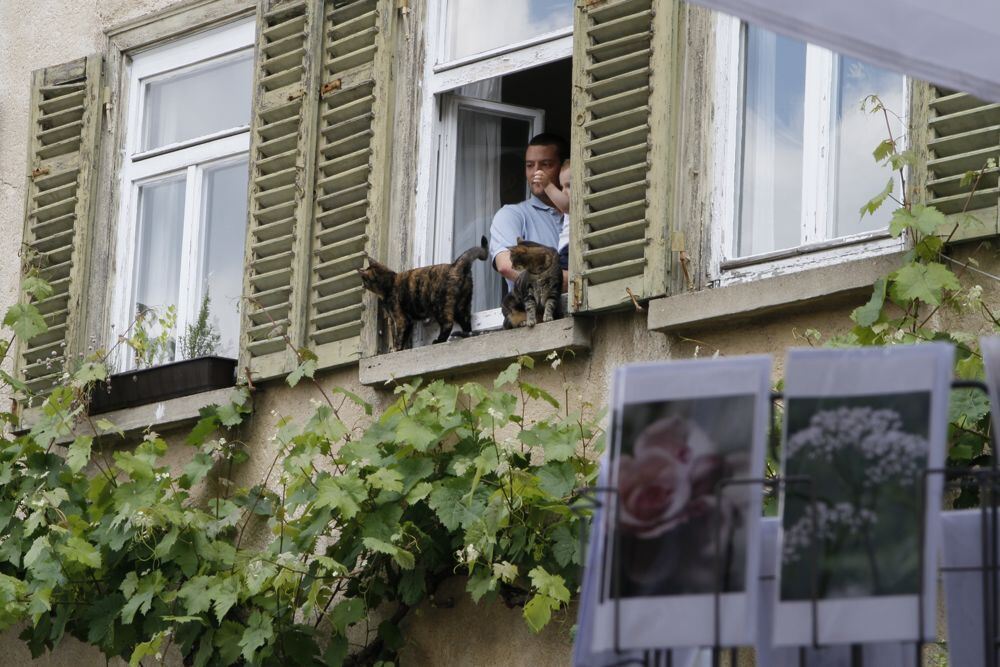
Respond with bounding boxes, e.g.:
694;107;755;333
613;395;757;598
780;392;931;601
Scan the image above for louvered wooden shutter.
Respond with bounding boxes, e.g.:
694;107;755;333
15;56;103;398
569;0;679;312
240;0;324;381
307;0;394;368
925;86;1000;240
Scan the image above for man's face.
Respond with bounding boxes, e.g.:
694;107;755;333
525;144;562;199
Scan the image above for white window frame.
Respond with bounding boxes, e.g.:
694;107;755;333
111;18;254;369
710;14;908;287
412;1;573;332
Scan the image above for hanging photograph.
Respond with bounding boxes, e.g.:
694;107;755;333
573;465;700;667
981;336;1000;427
589;356;771;651
773;344;953;646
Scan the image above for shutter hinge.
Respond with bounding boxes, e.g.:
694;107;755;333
30;167;50;180
320;79;342;97
670;231;685;253
572;275;583;311
102;85;113;118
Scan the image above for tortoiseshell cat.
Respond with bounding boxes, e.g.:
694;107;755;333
358;237;488;351
501;238;562;329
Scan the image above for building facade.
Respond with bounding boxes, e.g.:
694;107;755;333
1;0;998;663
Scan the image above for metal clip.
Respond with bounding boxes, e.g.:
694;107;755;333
625;287;644;312
679;251;694;291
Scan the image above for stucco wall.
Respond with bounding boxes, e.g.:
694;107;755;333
1;0;997;665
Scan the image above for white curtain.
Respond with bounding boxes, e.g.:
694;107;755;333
741;28;777;257
135;178;185;317
453;79;503;314
739;28;805;257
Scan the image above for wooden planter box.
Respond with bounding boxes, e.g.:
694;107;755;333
89;356;237;415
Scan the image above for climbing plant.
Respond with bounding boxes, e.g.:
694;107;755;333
0;281;603;665
818;94;998;504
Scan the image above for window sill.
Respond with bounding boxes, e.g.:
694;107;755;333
20;387;244;446
647;251;907;333
359;317;592;386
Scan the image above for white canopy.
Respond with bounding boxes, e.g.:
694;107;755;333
684;0;1000;102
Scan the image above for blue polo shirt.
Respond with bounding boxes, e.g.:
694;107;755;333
489;195;564;271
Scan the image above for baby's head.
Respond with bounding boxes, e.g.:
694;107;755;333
559;160;572;193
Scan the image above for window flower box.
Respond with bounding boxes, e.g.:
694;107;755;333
89;356;237;415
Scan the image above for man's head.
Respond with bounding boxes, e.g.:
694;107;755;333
525;133;569;203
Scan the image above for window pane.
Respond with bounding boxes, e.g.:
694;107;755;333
453;109;532;313
134;177;186;361
446;0;572;61
738;28;806;257
831;58;904;238
141;51;252;151
195;160;250;359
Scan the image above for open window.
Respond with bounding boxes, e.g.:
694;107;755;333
712;15;907;284
111;19;254;369
415;1;573;334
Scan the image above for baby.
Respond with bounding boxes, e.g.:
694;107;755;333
544;160;571;280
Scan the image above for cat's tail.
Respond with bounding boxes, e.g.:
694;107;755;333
453;235;489;270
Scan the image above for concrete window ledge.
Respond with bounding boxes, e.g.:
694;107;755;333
647;252;907;333
359;317;592;386
20;387;242;446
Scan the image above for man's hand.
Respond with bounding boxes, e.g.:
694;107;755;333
494;250;520;282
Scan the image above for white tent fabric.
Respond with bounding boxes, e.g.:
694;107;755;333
684;0;1000;102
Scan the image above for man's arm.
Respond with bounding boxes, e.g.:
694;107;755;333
494;250;519;282
489;205;523;282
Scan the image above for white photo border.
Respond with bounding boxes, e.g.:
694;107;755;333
590;356;772;651
773;344;954;646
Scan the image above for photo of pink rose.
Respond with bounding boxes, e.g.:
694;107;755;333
613;396;755;598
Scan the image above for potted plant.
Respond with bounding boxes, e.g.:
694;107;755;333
90;294;237;414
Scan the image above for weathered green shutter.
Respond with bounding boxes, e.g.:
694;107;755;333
240;0;324;381
925;86;1000;240
307;0;394;368
569;0;679;312
15;56;103;398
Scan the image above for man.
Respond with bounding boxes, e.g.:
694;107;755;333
489;133;569;287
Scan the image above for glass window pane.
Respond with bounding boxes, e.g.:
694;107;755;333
141;51;252;151
831;58;904;238
446;0;572;61
738;27;807;258
192;160;249;359
453;108;533;314
134;177;186;363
